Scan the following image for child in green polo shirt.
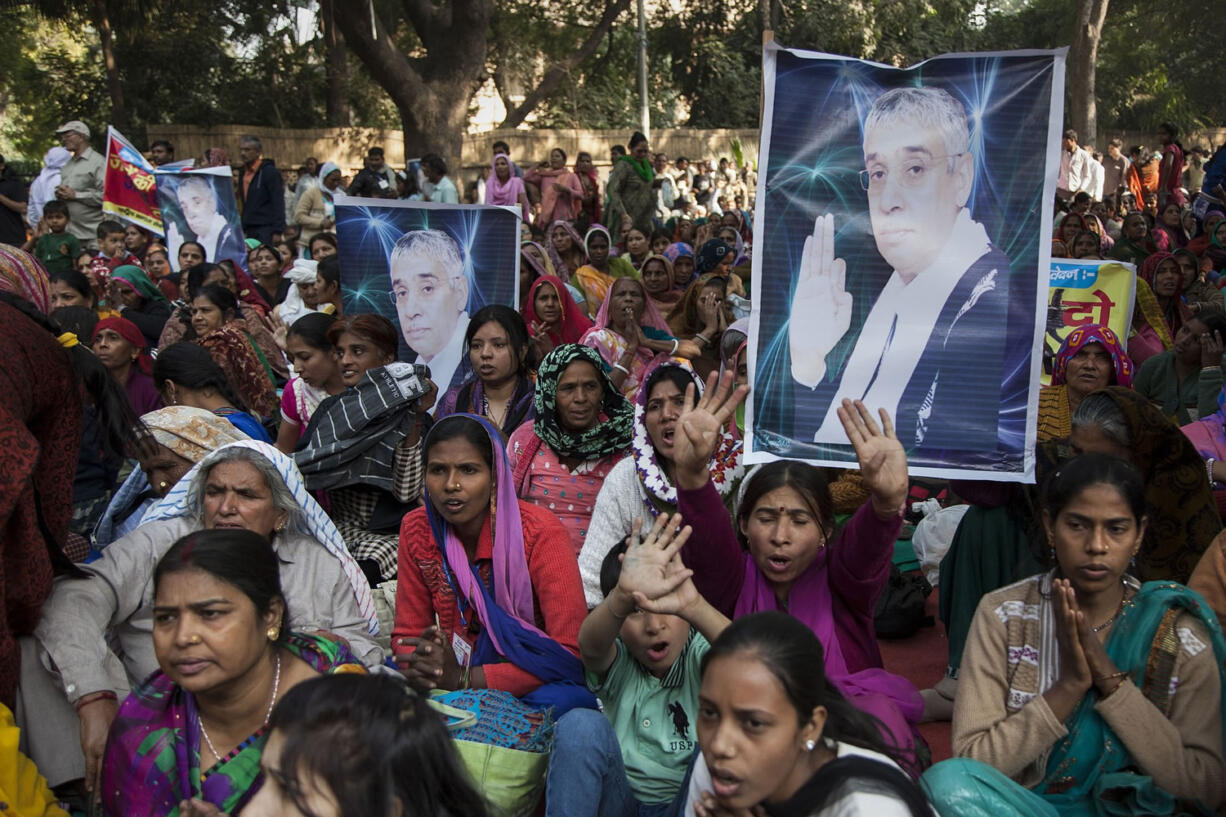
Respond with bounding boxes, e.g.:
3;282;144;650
545;513;730;817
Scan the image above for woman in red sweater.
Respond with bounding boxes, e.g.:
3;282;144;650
393;413;595;713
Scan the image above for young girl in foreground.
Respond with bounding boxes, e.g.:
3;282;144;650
688;612;933;817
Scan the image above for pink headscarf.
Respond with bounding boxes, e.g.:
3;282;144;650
590;276;671;334
424;414;544;651
485;156;529;221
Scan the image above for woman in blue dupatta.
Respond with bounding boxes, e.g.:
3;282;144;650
392;414;596;714
100;529;364;817
922;453;1226;816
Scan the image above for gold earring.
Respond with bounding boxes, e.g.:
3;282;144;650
267;627;279;641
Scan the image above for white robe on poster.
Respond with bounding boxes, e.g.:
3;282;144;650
813;209;993;442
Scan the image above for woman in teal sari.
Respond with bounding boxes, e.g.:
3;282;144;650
923;453;1226;816
100;529;364;816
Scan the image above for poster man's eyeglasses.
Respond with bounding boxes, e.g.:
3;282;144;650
859;153;966;192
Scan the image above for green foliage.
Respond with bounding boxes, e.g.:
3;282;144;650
972;0;1225;135
0;9;109;158
0;0;1218;162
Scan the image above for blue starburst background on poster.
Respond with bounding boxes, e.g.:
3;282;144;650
748;46;1063;480
334;200;521;364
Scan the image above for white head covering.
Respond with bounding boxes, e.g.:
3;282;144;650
27;146;73;226
277;258;321;328
142;440;379;634
287;257;318;284
319;161;340;183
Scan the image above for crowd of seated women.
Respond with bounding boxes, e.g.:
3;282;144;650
5;130;1226;817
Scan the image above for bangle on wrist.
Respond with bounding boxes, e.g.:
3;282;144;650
670;339;679;356
1093;670;1129;684
694;332;711;346
1208;458;1217;486
612;362;630;376
75;690;117;711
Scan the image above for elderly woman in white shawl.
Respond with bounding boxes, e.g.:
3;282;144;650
19;440;382;797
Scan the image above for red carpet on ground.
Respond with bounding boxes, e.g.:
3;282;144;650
879;590;952;763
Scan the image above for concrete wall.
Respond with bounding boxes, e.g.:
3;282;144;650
143;124;761;175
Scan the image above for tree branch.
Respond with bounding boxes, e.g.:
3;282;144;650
401;0;439;42
333;3;431;113
498;0;632;128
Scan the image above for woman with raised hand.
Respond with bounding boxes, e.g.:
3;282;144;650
100;529;368;817
393;414;593;713
29;441;382;800
923;453;1226;815
436;305;537;439
507;344;634;557
578;361;744;607
665;372;925;768
244;674;490;817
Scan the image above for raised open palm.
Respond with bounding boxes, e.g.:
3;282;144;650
836;399;908;514
672;370;748;484
790;213;853;388
618;514;695;612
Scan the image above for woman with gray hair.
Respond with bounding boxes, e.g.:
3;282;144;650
19;440;381;800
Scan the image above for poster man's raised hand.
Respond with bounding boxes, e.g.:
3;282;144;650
789;213;853;388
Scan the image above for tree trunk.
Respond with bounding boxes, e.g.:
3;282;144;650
92;0;127;130
332;1;490;168
321;0;352;127
1068;0;1110;148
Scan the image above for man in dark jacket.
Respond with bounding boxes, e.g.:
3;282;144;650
237;134;286;246
347;147;397;199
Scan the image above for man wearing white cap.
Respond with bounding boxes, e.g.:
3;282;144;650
293;161;344;246
53;120;105;250
273;257;323;327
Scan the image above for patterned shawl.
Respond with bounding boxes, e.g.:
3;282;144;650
100;633;363;817
631;360;743;515
0;243;51;313
1051;324;1134;388
512;344;633;488
1036;580;1226;811
196;324;279;418
142;440;378;633
1085;387;1222;582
